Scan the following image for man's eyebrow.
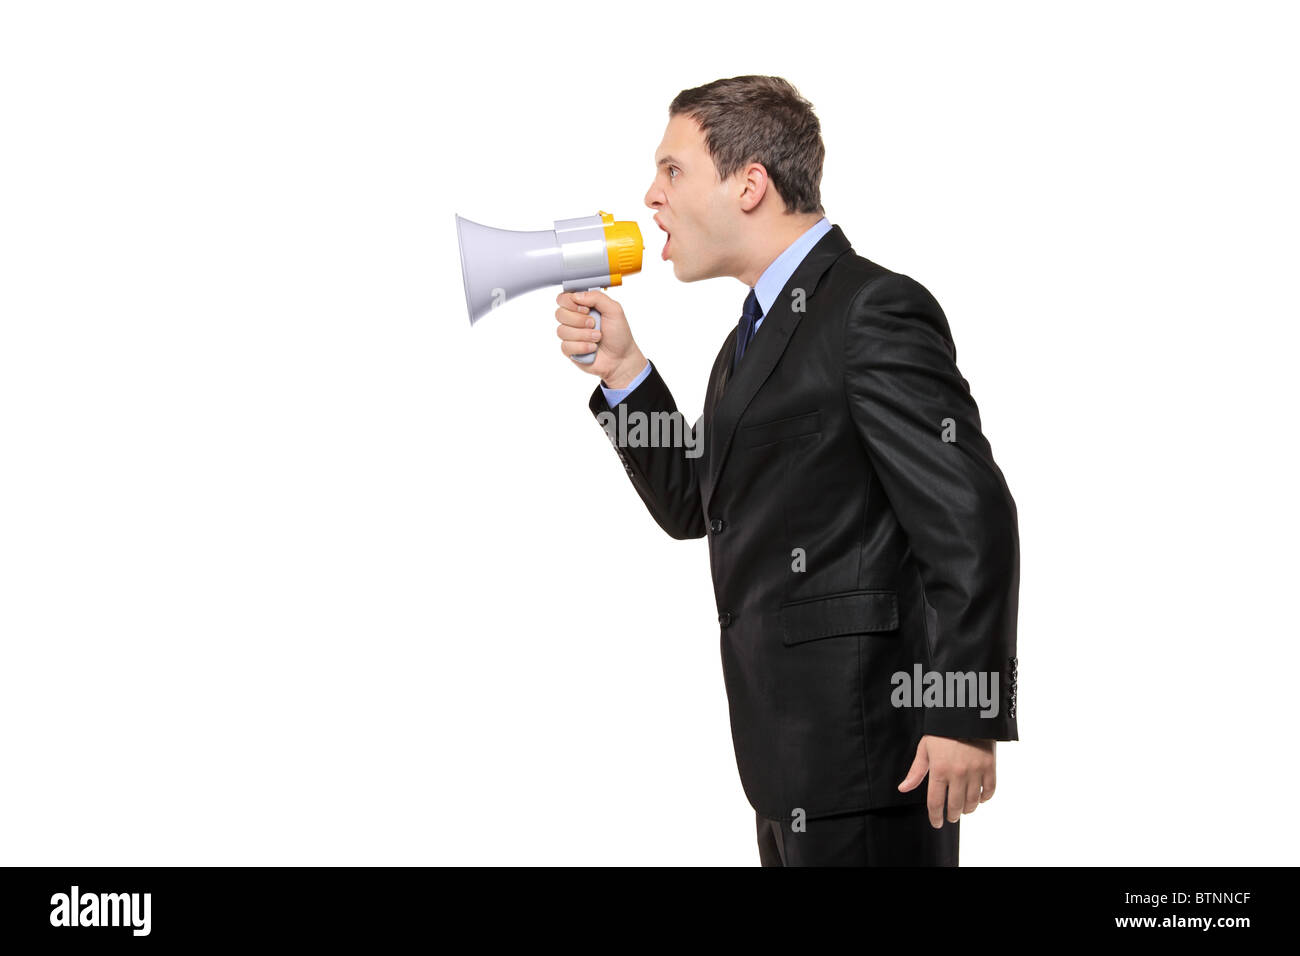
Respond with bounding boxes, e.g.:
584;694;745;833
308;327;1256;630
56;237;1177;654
656;155;682;167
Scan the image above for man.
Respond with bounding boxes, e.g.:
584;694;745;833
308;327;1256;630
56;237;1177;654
554;76;1019;866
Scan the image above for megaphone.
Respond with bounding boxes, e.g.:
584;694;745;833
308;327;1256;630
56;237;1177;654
455;210;643;365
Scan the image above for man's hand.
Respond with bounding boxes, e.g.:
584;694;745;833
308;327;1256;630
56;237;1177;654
898;735;996;829
555;289;646;388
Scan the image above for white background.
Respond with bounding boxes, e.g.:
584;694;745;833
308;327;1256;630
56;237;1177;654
2;1;1296;865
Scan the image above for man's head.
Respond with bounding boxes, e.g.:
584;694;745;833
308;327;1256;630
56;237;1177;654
645;75;827;286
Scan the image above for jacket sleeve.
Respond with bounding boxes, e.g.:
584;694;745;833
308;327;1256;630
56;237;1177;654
588;361;707;541
843;273;1020;741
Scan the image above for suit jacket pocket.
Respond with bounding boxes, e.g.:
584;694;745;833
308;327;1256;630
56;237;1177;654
780;589;899;646
740;410;822;447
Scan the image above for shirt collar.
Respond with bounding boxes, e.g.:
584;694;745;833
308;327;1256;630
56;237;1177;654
751;216;832;317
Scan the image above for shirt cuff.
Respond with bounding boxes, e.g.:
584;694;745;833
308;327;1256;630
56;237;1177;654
600;360;653;407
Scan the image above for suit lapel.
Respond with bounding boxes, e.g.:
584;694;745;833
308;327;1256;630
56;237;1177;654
700;224;853;516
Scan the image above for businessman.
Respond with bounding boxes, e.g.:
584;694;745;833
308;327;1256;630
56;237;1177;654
555;76;1020;866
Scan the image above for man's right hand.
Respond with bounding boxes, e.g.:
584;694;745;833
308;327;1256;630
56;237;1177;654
555;289;647;388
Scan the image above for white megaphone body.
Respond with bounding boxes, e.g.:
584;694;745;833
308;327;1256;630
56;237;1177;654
456;210;643;365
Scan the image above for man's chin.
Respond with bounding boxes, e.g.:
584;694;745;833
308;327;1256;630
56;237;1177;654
671;259;705;282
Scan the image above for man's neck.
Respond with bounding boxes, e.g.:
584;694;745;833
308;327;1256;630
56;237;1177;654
737;213;825;287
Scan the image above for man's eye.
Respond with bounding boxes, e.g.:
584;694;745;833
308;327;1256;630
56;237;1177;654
668;167;678;180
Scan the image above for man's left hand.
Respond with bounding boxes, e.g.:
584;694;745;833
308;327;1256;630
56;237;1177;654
897;736;996;829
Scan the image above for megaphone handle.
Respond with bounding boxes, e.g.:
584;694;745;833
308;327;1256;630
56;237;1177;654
570;287;602;366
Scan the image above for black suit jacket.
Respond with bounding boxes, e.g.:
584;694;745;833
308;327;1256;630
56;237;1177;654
588;223;1019;820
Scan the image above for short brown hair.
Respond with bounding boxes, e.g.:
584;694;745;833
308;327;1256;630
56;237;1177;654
669;75;826;216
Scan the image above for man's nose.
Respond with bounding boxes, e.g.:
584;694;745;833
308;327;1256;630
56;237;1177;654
644;181;662;210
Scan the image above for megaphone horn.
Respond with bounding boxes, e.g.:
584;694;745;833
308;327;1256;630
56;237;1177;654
455;210;643;365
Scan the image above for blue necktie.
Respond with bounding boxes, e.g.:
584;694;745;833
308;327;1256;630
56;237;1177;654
733;289;763;375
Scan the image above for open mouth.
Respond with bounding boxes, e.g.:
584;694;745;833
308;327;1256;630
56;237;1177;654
657;220;671;260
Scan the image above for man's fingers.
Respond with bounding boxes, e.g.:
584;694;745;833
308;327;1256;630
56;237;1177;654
570;288;613;315
555;305;595;329
927;776;947;830
964;777;981;815
980;767;996;803
556;322;601;342
897;737;929;793
946;774;964;824
559;339;597;357
555;291;590;312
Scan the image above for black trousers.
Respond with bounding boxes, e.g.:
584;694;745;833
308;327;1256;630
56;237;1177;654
756;802;959;866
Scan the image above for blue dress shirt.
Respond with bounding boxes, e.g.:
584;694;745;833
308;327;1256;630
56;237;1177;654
599;216;833;406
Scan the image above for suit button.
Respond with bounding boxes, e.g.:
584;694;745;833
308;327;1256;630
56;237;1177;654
719;611;733;628
709;518;725;533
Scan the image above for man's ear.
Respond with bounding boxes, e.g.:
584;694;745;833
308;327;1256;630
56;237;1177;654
737;162;770;212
